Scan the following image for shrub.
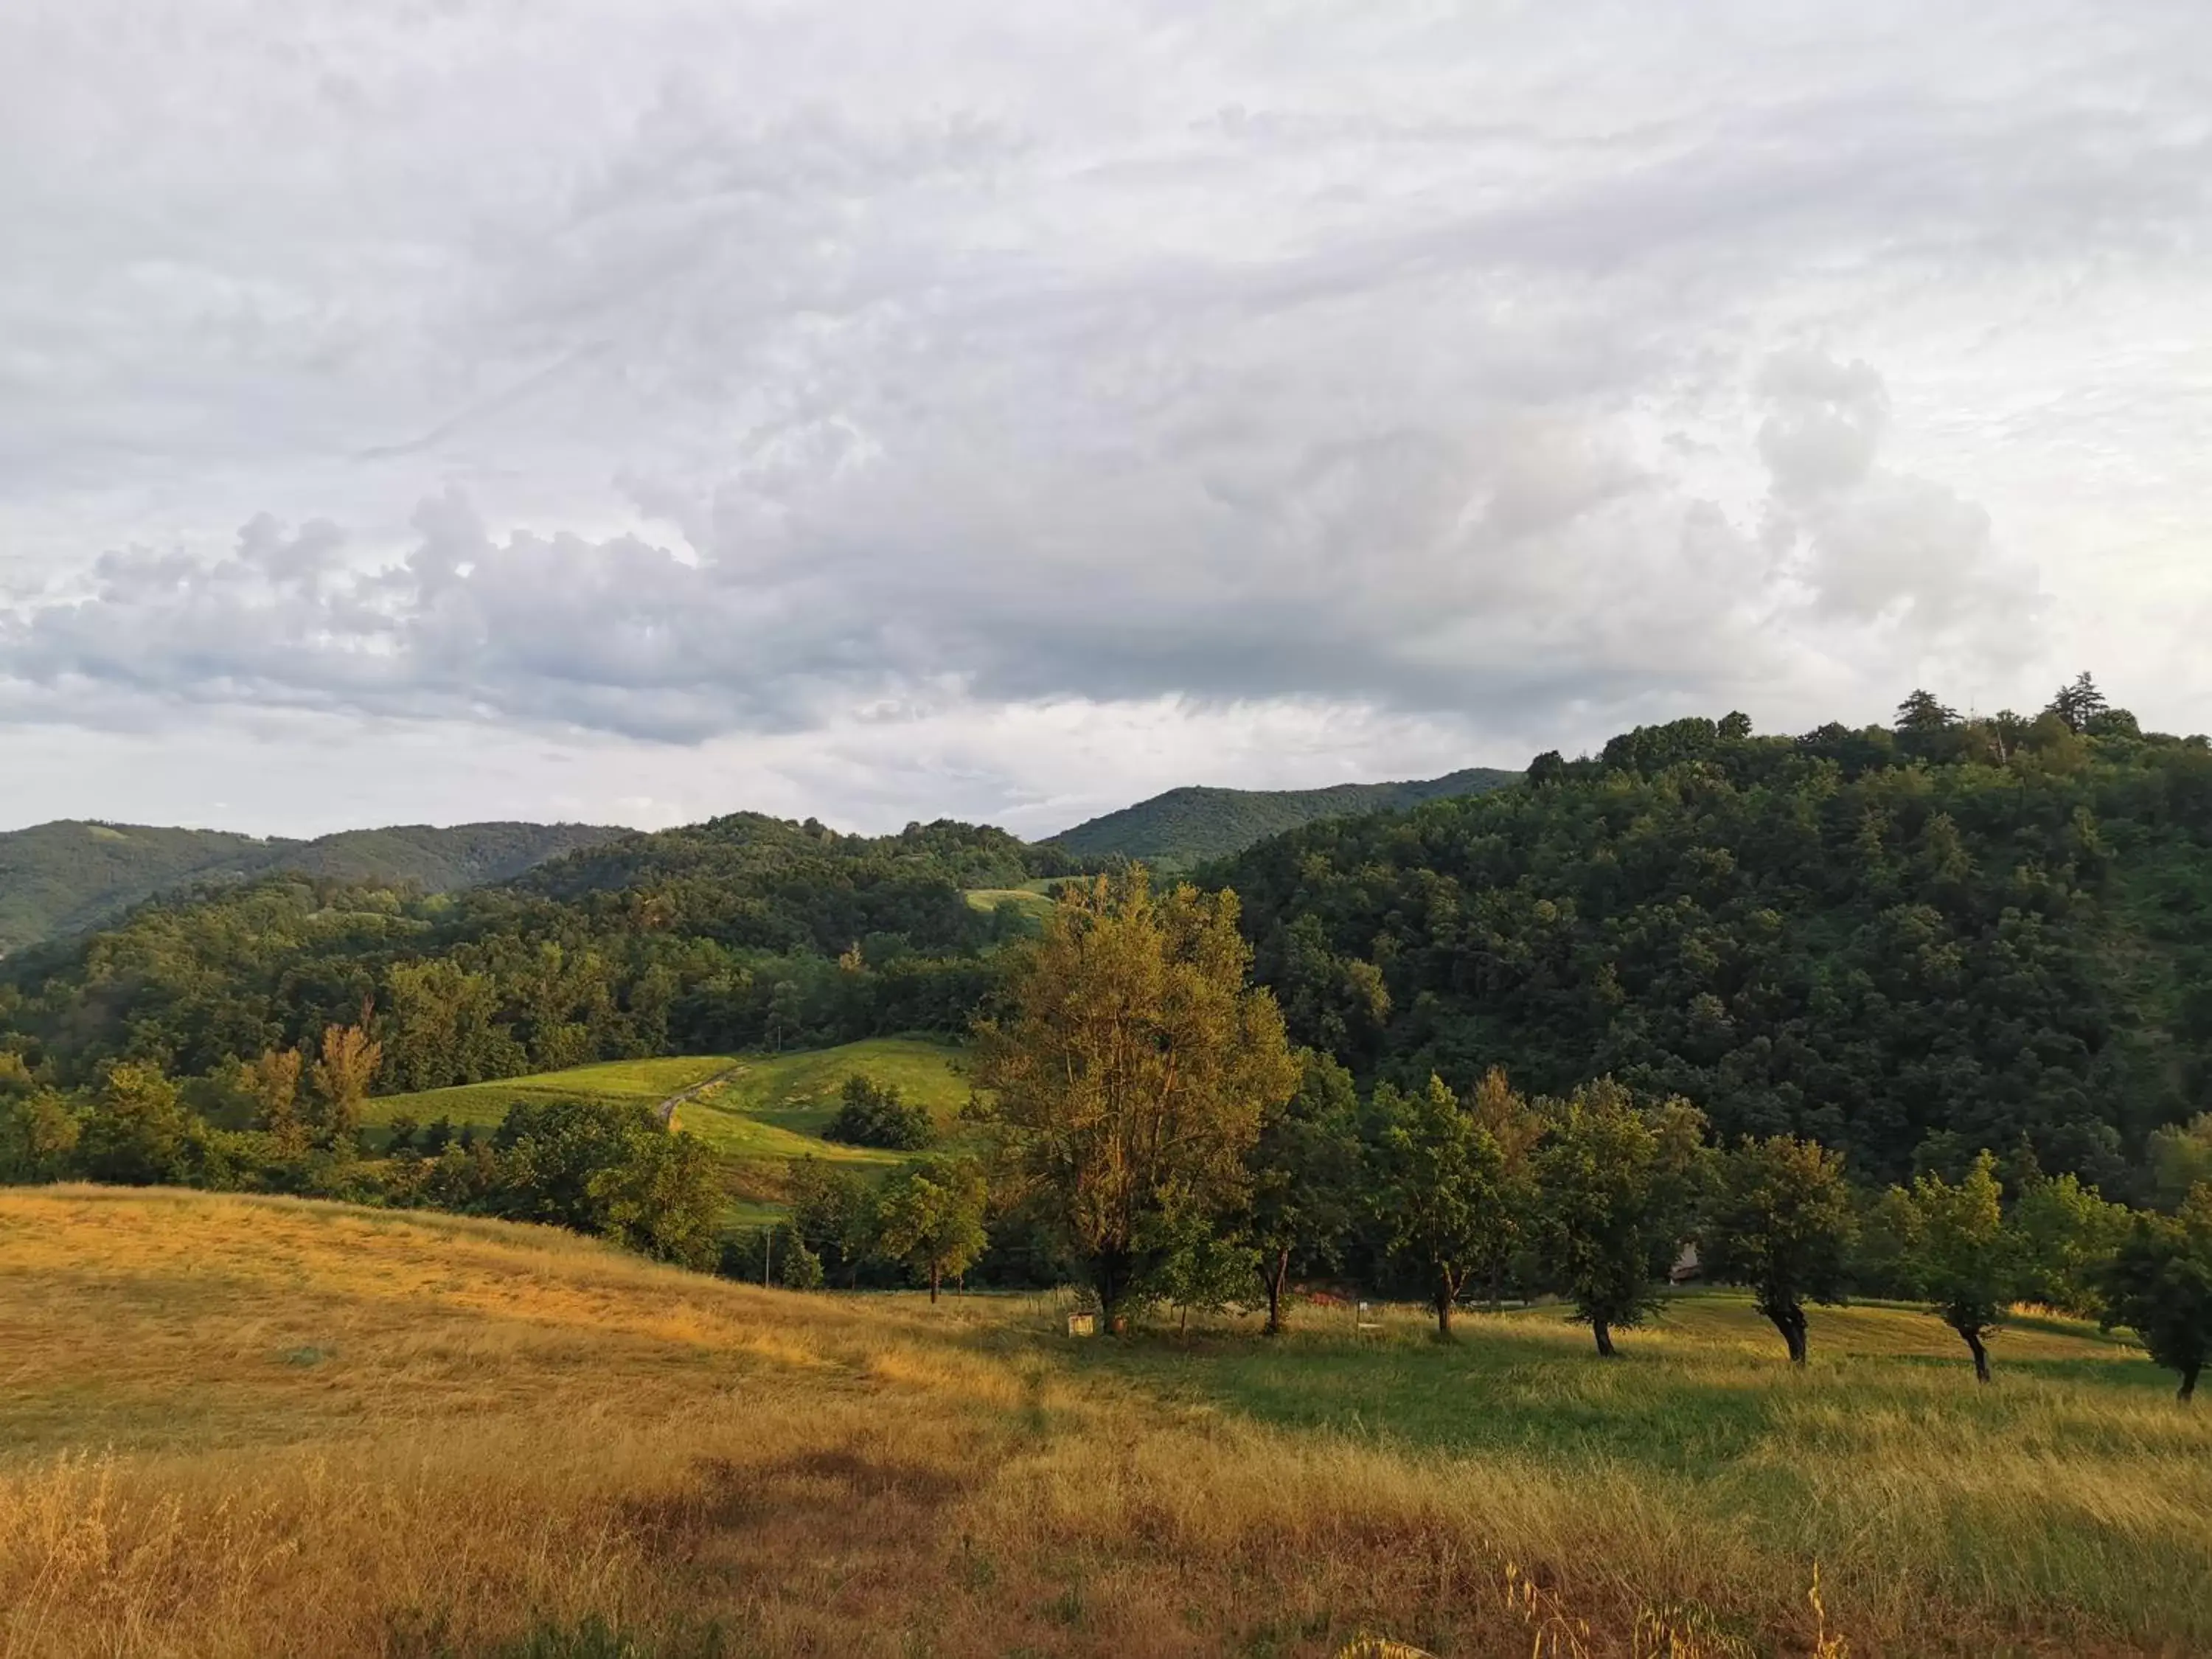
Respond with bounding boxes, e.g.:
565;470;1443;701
823;1074;934;1150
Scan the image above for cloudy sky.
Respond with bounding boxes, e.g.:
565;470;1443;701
3;2;2207;839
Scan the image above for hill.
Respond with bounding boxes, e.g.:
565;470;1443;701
0;818;621;956
1224;706;2212;1191
1;1186;2199;1657
1047;767;1521;869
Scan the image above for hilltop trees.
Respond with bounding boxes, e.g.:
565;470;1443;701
973;870;1300;1326
1702;1135;1856;1363
2100;1187;2212;1401
1367;1074;1504;1338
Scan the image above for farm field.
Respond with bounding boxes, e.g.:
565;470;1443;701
2;1186;2205;1658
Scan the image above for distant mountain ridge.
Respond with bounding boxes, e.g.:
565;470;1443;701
0;819;622;956
1047;766;1524;868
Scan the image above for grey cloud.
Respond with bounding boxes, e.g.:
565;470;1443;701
1;0;2207;833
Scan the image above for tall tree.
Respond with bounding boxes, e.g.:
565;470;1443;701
1891;1151;2021;1382
2100;1185;2212;1402
2046;671;2110;734
1246;1051;1360;1335
1367;1074;1504;1338
1702;1135;1856;1363
245;1047;307;1158
2013;1171;2130;1318
1467;1066;1547;1308
77;1062;188;1186
874;1157;989;1302
309;1014;381;1147
973;870;1299;1326
1534;1081;1679;1357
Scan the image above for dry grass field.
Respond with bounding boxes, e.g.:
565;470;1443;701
2;1186;2205;1658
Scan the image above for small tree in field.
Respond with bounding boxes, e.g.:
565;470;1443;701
1891;1151;2021;1382
973;870;1300;1326
1534;1081;1677;1357
1367;1074;1503;1339
874;1158;988;1303
1246;1051;1360;1335
2100;1185;2212;1402
1467;1067;1547;1308
1702;1135;1856;1363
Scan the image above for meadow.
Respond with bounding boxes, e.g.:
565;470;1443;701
3;1186;2205;1658
366;1038;976;1225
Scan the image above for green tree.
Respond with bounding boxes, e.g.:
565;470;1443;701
1534;1081;1674;1357
874;1158;989;1302
1891;1151;2022;1382
2014;1171;2130;1317
1702;1135;1856;1363
973;870;1300;1326
2149;1114;2212;1211
823;1073;934;1150
2100;1186;2212;1401
1246;1051;1360;1334
0;1088;80;1182
1466;1067;1548;1307
1367;1074;1504;1339
309;1015;381;1147
1148;1206;1259;1335
2046;671;2109;734
487;1097;720;1268
245;1046;307;1158
788;1158;877;1287
77;1062;189;1186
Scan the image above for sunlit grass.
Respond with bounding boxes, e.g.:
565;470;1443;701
2;1186;2205;1657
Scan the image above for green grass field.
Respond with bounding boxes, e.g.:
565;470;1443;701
963;884;1059;921
366;1038;977;1228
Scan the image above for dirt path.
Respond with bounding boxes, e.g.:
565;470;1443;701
654;1062;746;1127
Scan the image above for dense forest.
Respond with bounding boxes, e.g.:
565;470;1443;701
1048;766;1520;869
0;818;619;956
1225;684;2212;1193
5;680;2210;1210
0;815;1075;1090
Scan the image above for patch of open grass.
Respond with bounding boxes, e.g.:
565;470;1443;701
365;1055;739;1131
3;1188;2208;1658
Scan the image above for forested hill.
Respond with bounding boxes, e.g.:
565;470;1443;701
0;813;1076;1091
1048;766;1521;868
1220;695;2212;1191
0;819;622;958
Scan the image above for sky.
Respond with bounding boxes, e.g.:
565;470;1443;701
3;1;2208;840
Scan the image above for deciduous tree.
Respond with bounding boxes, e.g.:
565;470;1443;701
2100;1185;2212;1401
1246;1051;1360;1334
310;1014;381;1147
973;870;1299;1325
1367;1074;1504;1338
1534;1081;1680;1357
874;1157;989;1302
1702;1135;1856;1363
1891;1151;2021;1382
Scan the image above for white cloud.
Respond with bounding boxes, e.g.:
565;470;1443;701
1;0;2208;834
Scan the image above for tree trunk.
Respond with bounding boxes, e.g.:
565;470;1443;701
2181;1360;2199;1403
1961;1326;1990;1383
1435;1282;1455;1340
1593;1320;1615;1358
1093;1251;1129;1332
1766;1302;1809;1366
929;1262;940;1304
1263;1248;1290;1336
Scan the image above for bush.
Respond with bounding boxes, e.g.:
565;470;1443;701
822;1073;934;1150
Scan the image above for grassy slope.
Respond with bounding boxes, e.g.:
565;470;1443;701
368;1037;978;1225
0;1188;2202;1658
1047;767;1522;869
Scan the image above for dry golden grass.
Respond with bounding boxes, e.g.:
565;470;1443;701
1;1186;2204;1658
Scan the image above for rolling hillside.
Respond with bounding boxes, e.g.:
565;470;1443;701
1;1186;2199;1657
1047;766;1522;869
0;818;622;956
